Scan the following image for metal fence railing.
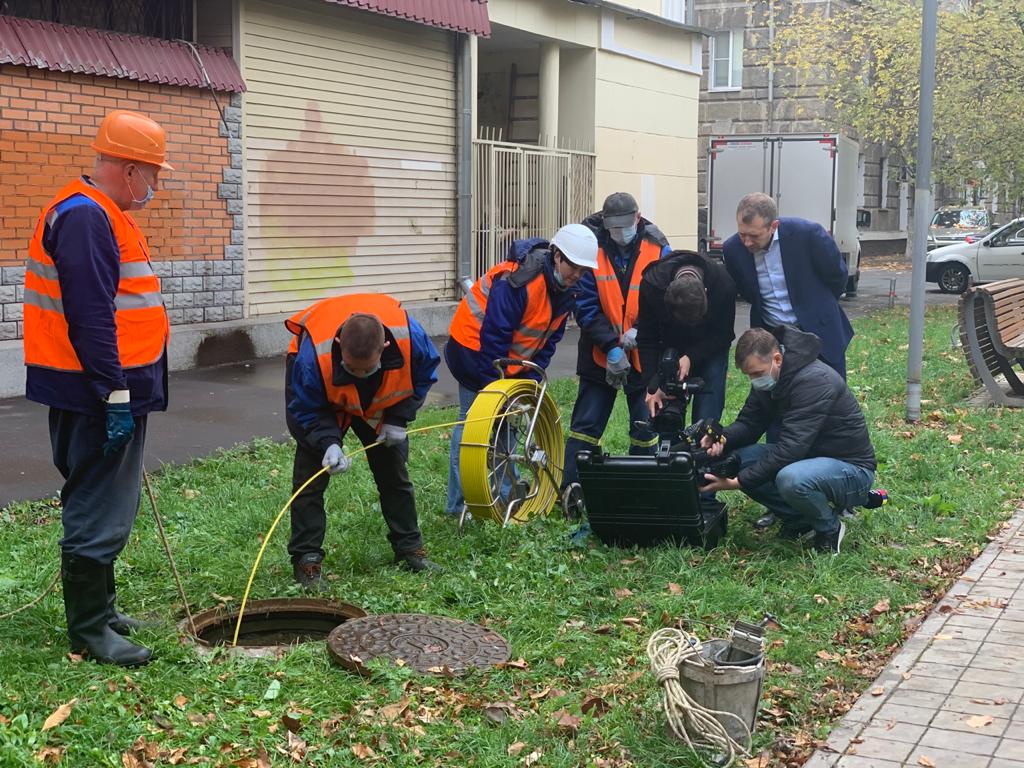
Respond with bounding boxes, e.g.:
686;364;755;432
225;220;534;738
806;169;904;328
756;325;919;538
471;136;596;280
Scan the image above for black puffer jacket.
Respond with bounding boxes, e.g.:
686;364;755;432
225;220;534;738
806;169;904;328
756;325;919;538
634;250;737;391
724;325;876;489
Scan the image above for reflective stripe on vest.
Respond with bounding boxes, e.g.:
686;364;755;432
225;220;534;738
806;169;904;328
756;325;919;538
284;293;414;433
448;262;516;352
506;272;567;376
23;178;169;372
591;238;662;372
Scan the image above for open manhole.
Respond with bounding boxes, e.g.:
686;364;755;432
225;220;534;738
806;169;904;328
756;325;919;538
182;598;366;658
327;613;511;676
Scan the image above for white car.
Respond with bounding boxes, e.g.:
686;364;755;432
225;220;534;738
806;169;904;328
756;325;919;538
926;217;1024;293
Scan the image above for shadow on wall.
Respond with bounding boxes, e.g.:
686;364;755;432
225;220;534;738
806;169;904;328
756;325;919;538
249;101;377;311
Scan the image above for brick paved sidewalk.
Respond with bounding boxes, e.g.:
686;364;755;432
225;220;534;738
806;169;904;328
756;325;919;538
804;507;1024;768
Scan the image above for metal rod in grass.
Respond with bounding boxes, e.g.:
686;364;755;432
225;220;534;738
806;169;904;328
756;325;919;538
143;470;197;638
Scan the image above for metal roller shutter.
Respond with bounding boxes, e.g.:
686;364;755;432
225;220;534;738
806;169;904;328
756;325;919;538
241;0;456;316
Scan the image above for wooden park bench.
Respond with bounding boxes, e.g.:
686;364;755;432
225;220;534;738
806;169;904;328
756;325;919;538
958;278;1024;407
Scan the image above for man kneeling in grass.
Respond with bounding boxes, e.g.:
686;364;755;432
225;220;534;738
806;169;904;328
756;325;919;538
700;326;877;554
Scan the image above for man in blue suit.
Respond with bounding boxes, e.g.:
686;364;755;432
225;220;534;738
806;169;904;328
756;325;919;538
722;193;852;378
722;192;854;530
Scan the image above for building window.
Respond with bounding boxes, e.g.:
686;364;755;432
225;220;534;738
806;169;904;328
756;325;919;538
662;0;686;23
710;30;743;90
0;0;193;41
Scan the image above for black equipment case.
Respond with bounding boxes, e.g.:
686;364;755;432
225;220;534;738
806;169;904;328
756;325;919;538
576;450;727;549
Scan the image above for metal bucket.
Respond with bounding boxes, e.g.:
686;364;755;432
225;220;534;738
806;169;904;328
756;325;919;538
677;638;766;745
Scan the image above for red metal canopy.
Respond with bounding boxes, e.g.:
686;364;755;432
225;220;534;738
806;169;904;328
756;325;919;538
324;0;491;36
0;16;246;92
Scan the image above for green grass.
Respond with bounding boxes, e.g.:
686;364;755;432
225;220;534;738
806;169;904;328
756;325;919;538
2;305;1022;767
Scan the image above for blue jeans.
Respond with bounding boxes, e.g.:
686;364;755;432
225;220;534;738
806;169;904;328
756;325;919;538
688;349;730;426
562;377;656;488
446;384;478;516
733;444;874;534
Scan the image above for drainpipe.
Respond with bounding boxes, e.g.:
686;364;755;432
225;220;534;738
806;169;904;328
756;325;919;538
457;33;475;292
538;41;560;148
767;0;775;133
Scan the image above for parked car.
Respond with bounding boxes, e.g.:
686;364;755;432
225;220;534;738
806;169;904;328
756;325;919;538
927;206;992;251
926;217;1024;293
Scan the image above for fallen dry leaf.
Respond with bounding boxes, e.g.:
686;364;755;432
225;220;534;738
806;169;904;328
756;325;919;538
42;699;77;731
964;714;994;728
173;694;187;709
871;598;891;615
870;687;885;696
252;709;271;718
524;749;543;766
507;742;528;757
351;743;375;760
667;582;683;595
34;746;65;765
947;434;963;444
554;656;566;667
918;756;936;767
613;587;633;599
552;709;582;733
581;695;611;717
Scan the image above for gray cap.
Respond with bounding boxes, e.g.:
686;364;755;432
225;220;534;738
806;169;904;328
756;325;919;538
601;192;639;229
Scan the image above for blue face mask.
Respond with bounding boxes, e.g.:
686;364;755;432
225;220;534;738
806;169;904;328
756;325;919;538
750;360;779;392
611;224;637;246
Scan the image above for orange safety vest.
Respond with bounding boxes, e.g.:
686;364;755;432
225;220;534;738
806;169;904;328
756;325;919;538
23;178;169;373
285;293;414;432
449;261;567;376
591;238;662;372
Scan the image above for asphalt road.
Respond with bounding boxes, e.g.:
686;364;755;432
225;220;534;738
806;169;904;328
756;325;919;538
0;268;959;506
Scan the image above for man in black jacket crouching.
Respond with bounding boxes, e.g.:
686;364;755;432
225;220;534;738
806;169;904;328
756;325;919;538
700;326;876;554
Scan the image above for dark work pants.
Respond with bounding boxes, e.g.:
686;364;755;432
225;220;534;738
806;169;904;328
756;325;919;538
563;377;656;489
49;408;147;565
286;417;423;563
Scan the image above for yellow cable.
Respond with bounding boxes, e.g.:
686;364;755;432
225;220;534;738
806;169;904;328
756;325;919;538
230;410;525;646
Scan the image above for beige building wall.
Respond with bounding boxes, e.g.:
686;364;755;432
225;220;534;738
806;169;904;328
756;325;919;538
486;0;701;248
239;0;456;317
594;28;700;248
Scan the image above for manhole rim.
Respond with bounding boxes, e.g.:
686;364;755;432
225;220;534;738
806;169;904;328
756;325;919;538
180;597;368;657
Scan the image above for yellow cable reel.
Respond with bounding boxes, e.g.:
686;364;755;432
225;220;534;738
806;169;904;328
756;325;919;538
459;360;564;525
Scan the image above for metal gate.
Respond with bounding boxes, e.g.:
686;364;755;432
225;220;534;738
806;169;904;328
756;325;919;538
472;137;595;279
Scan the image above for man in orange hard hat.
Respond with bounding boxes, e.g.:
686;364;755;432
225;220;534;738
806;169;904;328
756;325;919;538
23;110;173;667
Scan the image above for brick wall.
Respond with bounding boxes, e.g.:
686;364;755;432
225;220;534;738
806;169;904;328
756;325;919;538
0;64;244;340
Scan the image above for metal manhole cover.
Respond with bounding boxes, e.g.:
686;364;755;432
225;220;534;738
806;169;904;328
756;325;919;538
327;613;511;676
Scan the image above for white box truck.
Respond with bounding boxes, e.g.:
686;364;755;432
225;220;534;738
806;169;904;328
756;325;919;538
705;133;862;294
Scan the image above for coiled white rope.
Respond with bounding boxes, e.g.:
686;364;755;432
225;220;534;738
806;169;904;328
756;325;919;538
646;627;754;767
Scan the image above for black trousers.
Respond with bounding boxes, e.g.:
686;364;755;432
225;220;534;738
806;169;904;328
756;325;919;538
286;414;423;564
49;408;147;565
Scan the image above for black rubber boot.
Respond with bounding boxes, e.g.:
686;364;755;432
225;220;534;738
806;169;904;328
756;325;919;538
105;562;141;636
62;553;151;667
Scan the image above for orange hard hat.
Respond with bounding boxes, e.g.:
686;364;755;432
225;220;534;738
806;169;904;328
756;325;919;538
91;109;174;171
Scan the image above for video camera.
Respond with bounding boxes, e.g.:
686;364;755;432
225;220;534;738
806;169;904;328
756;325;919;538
644;348;739;485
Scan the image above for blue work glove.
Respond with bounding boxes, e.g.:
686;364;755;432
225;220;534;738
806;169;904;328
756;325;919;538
375;423;408;448
620;327;638;352
605;346;631;389
103;401;135;456
322;444;351;475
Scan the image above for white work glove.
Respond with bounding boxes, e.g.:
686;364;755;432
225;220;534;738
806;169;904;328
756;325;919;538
620;328;638;352
375;423;408;448
605;346;631;389
322;444;351;475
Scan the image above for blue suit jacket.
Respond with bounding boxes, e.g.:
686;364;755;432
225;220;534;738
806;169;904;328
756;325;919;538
723;217;853;377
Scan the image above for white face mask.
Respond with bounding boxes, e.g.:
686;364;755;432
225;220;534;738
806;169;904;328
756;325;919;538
127;168;154;209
